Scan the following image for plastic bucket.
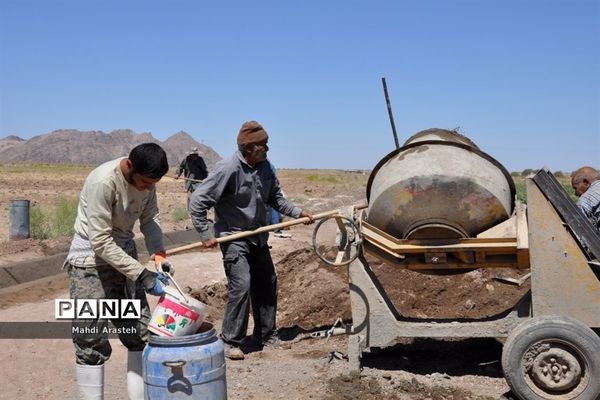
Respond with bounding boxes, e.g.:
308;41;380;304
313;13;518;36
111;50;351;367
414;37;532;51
143;322;227;399
148;286;208;337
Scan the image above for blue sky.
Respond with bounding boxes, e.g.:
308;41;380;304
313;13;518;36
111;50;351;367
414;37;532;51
0;0;598;172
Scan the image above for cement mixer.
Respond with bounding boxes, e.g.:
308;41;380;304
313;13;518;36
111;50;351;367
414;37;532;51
315;129;600;400
366;128;515;240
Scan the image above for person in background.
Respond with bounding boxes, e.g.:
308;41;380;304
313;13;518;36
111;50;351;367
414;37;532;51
175;147;209;208
571;166;600;231
189;120;314;360
65;143;174;400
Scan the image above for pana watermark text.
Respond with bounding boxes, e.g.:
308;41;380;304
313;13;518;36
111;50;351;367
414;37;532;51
55;299;142;319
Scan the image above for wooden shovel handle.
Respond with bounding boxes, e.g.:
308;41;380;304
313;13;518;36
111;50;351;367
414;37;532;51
173;175;203;183
166;203;367;256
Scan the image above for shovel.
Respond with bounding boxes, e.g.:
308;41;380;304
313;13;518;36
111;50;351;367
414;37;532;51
165;203;367;256
171;175;203;183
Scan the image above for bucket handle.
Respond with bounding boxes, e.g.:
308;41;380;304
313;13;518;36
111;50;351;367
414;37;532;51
162;360;187;368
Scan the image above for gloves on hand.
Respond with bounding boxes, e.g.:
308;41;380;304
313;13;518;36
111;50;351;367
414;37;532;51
153;251;175;276
159;260;175;275
138;269;169;296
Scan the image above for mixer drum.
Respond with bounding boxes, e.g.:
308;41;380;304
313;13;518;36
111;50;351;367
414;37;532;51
366;129;515;240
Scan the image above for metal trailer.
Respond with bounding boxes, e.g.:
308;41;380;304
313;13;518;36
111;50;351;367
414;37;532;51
319;169;600;400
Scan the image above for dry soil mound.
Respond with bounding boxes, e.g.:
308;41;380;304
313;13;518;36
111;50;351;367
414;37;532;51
191;246;530;332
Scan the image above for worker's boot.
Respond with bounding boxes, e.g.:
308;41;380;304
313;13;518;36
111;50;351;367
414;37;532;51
75;363;104;400
127;351;145;400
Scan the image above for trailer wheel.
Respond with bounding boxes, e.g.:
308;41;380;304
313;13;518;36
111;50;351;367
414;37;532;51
502;315;600;400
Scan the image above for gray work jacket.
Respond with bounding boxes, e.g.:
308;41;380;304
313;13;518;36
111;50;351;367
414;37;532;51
189;151;301;246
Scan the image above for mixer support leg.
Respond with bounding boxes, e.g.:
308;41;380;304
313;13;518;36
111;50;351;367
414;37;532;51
348;334;364;371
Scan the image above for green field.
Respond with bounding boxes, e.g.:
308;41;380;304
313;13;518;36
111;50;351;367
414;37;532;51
511;172;576;203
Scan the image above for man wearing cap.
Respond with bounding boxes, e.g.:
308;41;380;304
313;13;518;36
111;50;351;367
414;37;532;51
175;147;209;207
189;120;314;360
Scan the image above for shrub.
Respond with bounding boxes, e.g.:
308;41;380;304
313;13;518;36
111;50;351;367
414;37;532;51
307;174;341;184
30;206;52;240
520;168;537;177
554;170;566;178
512;175;577;203
172;207;189;222
513;178;527;204
30;196;78;240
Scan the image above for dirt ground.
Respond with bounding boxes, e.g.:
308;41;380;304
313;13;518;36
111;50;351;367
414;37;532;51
0;166;527;399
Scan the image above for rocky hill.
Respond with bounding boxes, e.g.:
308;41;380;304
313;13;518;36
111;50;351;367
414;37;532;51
0;129;221;168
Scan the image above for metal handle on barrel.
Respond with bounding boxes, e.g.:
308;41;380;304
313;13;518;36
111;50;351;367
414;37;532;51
164;271;189;303
162;360;187;368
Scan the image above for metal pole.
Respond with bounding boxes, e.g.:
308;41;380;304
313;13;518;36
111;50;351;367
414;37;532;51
381;77;400;149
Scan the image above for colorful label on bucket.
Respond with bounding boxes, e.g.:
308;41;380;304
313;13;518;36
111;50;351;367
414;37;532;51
148;295;204;337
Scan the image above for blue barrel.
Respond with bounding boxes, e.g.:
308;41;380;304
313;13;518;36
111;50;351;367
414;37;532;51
143;322;227;399
9;199;30;240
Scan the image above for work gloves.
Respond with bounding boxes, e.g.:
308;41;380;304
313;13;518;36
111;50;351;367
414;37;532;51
138;269;169;296
153;251;175;276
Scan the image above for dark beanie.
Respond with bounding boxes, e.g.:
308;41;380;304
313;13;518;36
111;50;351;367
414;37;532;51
237;120;268;145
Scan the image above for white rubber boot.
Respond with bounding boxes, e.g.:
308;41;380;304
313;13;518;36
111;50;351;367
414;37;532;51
75;363;104;400
127;351;145;400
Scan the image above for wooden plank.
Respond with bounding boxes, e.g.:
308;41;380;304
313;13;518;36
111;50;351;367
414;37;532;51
404;263;518;271
425;252;447;264
391;242;517;253
362;226;518;253
515;201;529;250
477;214;517;238
363;239;406;260
475;251;486;263
452;251;475;264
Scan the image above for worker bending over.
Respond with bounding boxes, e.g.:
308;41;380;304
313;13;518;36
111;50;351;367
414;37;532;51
65;143;174;399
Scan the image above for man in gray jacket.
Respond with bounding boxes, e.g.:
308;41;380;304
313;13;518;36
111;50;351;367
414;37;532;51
65;143;173;399
189;121;314;360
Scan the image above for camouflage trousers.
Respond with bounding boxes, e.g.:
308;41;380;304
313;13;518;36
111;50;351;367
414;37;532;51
68;260;151;365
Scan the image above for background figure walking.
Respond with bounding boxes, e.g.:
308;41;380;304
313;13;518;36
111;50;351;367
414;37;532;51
176;147;209;208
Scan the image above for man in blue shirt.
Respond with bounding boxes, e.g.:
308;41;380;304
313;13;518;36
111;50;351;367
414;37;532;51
189;120;314;360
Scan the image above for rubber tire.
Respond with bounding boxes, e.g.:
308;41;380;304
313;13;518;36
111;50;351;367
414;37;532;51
502;315;600;400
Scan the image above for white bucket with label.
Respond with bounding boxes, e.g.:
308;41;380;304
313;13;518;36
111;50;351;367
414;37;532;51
148;286;208;337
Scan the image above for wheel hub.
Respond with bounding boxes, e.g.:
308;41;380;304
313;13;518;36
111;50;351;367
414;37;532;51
529;347;582;392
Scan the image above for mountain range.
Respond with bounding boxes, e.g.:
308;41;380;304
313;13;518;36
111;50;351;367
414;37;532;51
0;129;221;168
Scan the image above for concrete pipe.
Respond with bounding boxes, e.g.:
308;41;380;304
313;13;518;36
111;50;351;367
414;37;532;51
366;129;515;240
